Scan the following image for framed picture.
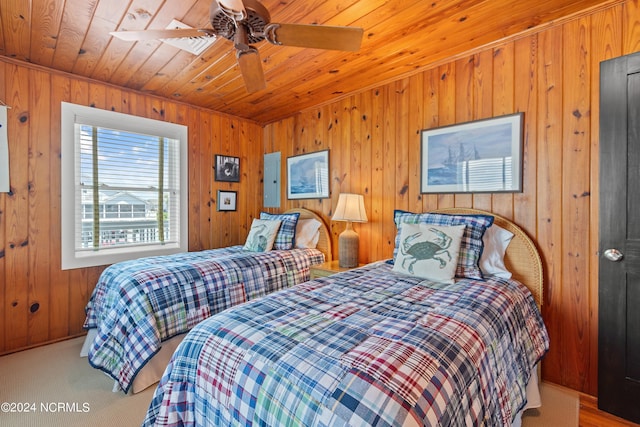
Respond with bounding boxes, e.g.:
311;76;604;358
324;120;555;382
287;149;330;200
215;155;240;182
421;112;523;193
217;190;237;211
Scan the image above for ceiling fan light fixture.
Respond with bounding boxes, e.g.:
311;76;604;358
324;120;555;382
210;0;270;43
215;0;248;21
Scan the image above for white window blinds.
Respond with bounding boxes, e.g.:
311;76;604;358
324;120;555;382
61;103;188;270
76;125;180;250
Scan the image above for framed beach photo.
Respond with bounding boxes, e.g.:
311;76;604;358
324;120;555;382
215;155;240;182
217;190;237;211
421;113;523;193
287;150;330;200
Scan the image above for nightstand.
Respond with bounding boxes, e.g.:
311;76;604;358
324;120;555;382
310;260;364;279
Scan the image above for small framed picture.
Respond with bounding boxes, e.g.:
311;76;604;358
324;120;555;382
215;155;240;182
217;190;237;211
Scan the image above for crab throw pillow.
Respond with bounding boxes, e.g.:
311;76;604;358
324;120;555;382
390;210;494;279
393;223;465;283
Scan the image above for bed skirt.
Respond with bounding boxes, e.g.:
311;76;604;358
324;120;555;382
81;330;187;394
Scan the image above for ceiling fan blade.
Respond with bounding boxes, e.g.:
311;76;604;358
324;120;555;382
236;48;266;93
264;23;363;51
110;28;214;41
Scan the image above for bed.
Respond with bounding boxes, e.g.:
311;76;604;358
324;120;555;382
81;208;332;394
143;208;549;426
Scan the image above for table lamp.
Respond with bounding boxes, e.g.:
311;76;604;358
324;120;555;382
332;193;368;268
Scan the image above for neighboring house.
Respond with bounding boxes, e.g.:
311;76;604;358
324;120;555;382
80;190;163;248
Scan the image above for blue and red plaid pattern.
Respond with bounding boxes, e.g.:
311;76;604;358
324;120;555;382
83;246;324;393
260;211;300;250
143;261;549;427
392;210;495;279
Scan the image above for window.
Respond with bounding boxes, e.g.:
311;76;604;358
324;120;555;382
61;102;188;270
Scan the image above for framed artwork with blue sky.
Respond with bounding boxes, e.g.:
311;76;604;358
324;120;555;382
286;149;330;200
421;113;523;193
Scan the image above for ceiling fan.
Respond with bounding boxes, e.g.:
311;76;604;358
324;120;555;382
110;0;364;93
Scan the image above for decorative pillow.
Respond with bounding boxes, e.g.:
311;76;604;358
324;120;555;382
480;224;514;279
393;223;465;283
391;210;494;279
243;219;282;252
260;212;300;250
294;218;322;249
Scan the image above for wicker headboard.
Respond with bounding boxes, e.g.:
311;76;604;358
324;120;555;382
284;208;333;262
433;208;543;307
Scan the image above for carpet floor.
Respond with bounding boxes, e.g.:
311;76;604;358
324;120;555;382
0;337;578;427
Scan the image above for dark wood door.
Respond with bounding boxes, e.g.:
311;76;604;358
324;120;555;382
598;51;640;423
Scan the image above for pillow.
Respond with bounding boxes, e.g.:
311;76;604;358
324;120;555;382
391;210;494;279
480;224;514;279
294;218;322;249
393;223;465;283
260;212;300;250
243;219;282;252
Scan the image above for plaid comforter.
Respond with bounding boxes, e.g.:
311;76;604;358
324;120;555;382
83;246;324;393
143;261;549;427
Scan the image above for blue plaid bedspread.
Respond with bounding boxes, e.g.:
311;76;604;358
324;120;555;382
83;246;324;393
143;261;549;426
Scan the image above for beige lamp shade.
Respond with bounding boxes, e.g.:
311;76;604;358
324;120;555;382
332;193;367;268
332;193;368;223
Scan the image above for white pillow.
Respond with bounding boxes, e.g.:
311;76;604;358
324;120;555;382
393;223;465;283
243;219;282;252
480;224;514;279
294;218;322;249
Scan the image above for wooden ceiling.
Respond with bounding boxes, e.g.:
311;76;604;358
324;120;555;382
0;0;615;125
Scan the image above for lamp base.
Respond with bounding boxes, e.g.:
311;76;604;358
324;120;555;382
338;223;359;268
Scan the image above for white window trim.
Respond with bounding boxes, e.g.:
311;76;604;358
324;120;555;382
60;102;188;270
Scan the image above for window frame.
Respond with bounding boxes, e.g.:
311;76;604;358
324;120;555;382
60;102;188;270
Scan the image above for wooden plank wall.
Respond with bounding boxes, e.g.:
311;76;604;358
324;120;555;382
0;59;263;355
263;1;640;396
0;0;637;400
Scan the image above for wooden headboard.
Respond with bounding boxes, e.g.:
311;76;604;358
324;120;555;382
433;208;543;307
284;208;333;262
